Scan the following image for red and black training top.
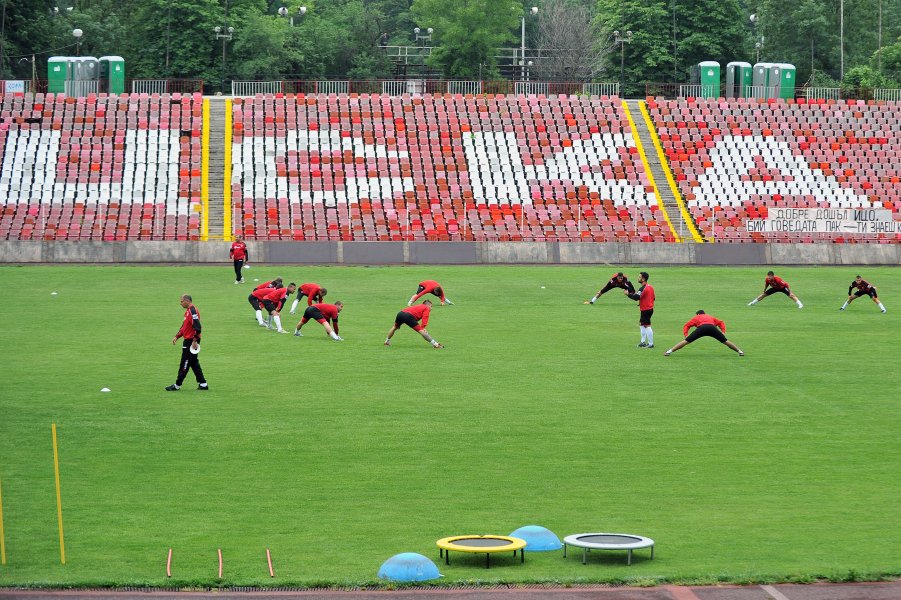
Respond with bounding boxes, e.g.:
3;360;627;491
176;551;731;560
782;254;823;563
229;241;248;261
683;314;726;337
312;303;341;333
402;304;431;327
176;304;202;341
254;280;280;291
262;287;290;303
629;284;655;310
607;274;631;288
299;283;323;305
764;275;789;291
849;279;874;294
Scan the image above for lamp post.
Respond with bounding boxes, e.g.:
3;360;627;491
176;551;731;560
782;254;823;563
72;28;83;56
613;30;632;97
413;26;433;45
520;6;537;81
749;14;763;63
278;5;306;27
214;25;234;95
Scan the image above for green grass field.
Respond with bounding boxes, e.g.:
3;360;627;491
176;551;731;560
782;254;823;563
0;264;899;588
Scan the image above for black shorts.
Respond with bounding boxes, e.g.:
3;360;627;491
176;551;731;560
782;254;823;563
685;323;727;344
303;306;325;322
395;310;422;330
249;295;261;310
854;288;877;298
263;299;283;314
601;281;634;294
639;309;653;326
764;287;790;296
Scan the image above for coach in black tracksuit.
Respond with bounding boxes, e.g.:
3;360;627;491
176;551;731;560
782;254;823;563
165;294;208;391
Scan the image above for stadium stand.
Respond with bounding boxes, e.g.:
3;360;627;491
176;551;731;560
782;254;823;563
647;97;901;243
230;94;673;242
0;92;203;240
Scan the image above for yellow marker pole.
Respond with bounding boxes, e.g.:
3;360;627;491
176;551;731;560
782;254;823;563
621;101;682;243
224;99;233;241
636;100;705;243
0;477;7;565
51;423;65;565
201;99;211;241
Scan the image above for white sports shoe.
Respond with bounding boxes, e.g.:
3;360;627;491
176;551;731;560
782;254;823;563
277;329;288;334
334;336;344;342
798;303;804;309
293;331;303;337
258;322;268;327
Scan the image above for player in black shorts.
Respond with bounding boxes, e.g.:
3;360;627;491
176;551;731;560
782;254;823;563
664;310;744;356
585;272;635;304
841;275;886;313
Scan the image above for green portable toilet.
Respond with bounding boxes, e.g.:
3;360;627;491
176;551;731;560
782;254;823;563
752;62;772;98
726;61;752;98
777;63;795;99
698;61;720;98
48;56;70;94
100;56;126;94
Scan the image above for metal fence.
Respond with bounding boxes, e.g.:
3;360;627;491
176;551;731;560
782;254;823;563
232;80;283;96
131;79;204;95
874;88;901;102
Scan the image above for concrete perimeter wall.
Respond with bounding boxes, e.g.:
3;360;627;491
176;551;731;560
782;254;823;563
1;241;900;265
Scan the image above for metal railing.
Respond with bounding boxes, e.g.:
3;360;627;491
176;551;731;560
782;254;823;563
232;80;283;96
803;87;842;100
131;79;204;94
582;82;619;97
874;88;901;102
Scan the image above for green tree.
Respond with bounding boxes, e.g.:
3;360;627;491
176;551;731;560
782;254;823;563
594;0;672;94
126;0;220;81
412;0;520;78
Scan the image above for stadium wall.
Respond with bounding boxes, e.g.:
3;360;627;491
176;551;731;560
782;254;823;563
1;241;900;265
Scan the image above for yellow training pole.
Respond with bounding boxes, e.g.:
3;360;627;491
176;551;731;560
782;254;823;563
0;476;7;565
51;423;66;565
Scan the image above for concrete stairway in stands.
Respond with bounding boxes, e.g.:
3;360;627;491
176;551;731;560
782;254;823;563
205;97;228;240
626;100;703;243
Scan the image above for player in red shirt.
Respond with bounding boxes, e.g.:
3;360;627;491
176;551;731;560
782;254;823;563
289;283;327;314
166;294;208;391
841;275;886;313
584;272;635;304
626;271;655;348
664;310;744;356
748;271;803;308
294;301;344;341
384;300;444;348
408;280;454;306
229;236;248;284
254;278;282;291
250;282;296;332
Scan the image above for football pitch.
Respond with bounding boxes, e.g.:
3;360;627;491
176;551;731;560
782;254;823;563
0;264;899;588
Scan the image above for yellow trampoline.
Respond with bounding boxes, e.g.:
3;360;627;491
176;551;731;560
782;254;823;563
436;535;527;568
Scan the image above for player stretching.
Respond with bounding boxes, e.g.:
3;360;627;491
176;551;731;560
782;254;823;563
258;283;296;333
626;271;655;348
289;283;327;314
294;302;344;341
841;275;886;313
584;272;635;304
385;300;444;349
664;310;744;356
409;280;454;306
748;271;803;309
